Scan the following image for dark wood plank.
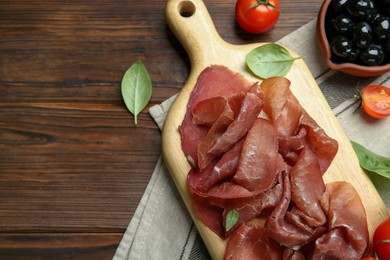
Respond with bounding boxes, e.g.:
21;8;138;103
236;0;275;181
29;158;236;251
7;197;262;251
0;233;122;259
0;0;324;258
0;103;160;231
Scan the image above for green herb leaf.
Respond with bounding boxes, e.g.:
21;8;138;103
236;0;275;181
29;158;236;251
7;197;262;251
225;210;239;232
121;60;152;125
246;43;300;79
351;141;390;179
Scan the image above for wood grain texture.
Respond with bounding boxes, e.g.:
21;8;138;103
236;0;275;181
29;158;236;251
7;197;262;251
162;0;389;259
0;0;342;258
0;233;122;259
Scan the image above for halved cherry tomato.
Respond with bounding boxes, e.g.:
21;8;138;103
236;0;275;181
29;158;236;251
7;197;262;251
360;85;390;119
373;217;390;260
235;0;280;34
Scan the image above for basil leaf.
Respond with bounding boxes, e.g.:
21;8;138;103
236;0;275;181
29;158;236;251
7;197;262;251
121;60;152;125
225;210;239;232
246;43;301;79
351;141;390;179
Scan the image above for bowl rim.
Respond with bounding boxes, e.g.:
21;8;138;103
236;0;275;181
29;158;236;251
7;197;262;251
317;0;390;77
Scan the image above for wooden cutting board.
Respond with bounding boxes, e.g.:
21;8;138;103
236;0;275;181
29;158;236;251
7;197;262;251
161;0;389;259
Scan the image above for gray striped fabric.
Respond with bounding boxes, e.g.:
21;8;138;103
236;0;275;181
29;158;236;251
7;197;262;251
113;19;390;260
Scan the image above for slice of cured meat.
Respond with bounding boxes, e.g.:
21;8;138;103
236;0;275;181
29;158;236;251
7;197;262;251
222;175;283;237
260;76;302;138
299;112;339;174
188;118;280;200
224;222;283;260
179;65;254;168
187;139;244;194
260;76;338;173
210;138;243;187
191;194;225;237
290;148;327;227
197;83;263;170
264;172;325;249
233;118;278;193
192;96;230;126
196;98;237;170
278;127;307;166
312;181;368;259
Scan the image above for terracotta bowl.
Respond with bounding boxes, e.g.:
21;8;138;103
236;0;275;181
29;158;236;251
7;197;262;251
316;0;390;77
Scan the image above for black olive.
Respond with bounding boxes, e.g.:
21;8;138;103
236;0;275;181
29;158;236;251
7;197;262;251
353;22;372;48
346;48;361;62
332;0;349;13
331;35;353;58
359;44;385;65
332;14;356;33
372;15;390;41
346;0;377;21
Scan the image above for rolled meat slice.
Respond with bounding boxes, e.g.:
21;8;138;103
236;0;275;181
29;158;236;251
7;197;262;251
260;76;338;174
180;65;254;168
312;181;368;259
290;148;327;227
197;83;263;170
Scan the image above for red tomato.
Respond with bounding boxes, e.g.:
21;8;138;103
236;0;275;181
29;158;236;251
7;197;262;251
360;85;390;119
360;258;376;260
235;0;280;34
373;217;390;260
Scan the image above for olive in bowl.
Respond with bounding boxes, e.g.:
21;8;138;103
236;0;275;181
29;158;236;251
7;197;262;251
317;0;390;76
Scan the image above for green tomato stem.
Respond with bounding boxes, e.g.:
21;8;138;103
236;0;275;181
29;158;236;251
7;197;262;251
246;0;280;13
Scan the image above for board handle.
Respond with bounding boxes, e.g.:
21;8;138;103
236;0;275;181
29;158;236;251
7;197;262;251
165;0;226;68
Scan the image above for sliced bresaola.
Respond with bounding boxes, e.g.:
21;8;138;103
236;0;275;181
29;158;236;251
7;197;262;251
179;65;254;168
264;171;326;249
224;222;283;260
260;76;338;174
192;92;246;126
233;118;278;193
210;138;243;187
188;139;244;194
260;76;302;138
188;118;280;200
196;92;246;170
192;96;231;126
312;181;368;259
290;148;327;227
278;127;307;166
222;173;283;237
189;180;277;239
299;112;339;174
197;83;264;170
191;194;225;237
190;178;282;239
196;99;236;170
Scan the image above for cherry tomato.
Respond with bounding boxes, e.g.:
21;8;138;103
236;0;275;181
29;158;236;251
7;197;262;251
373;217;390;260
235;0;280;34
360;257;376;260
360;85;390;119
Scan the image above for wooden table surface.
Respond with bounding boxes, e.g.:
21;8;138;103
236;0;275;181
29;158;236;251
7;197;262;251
0;0;323;258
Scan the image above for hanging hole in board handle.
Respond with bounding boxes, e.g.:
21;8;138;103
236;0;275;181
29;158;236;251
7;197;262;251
178;1;196;17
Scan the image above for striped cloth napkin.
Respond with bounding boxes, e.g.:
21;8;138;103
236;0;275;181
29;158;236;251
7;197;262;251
113;19;390;260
